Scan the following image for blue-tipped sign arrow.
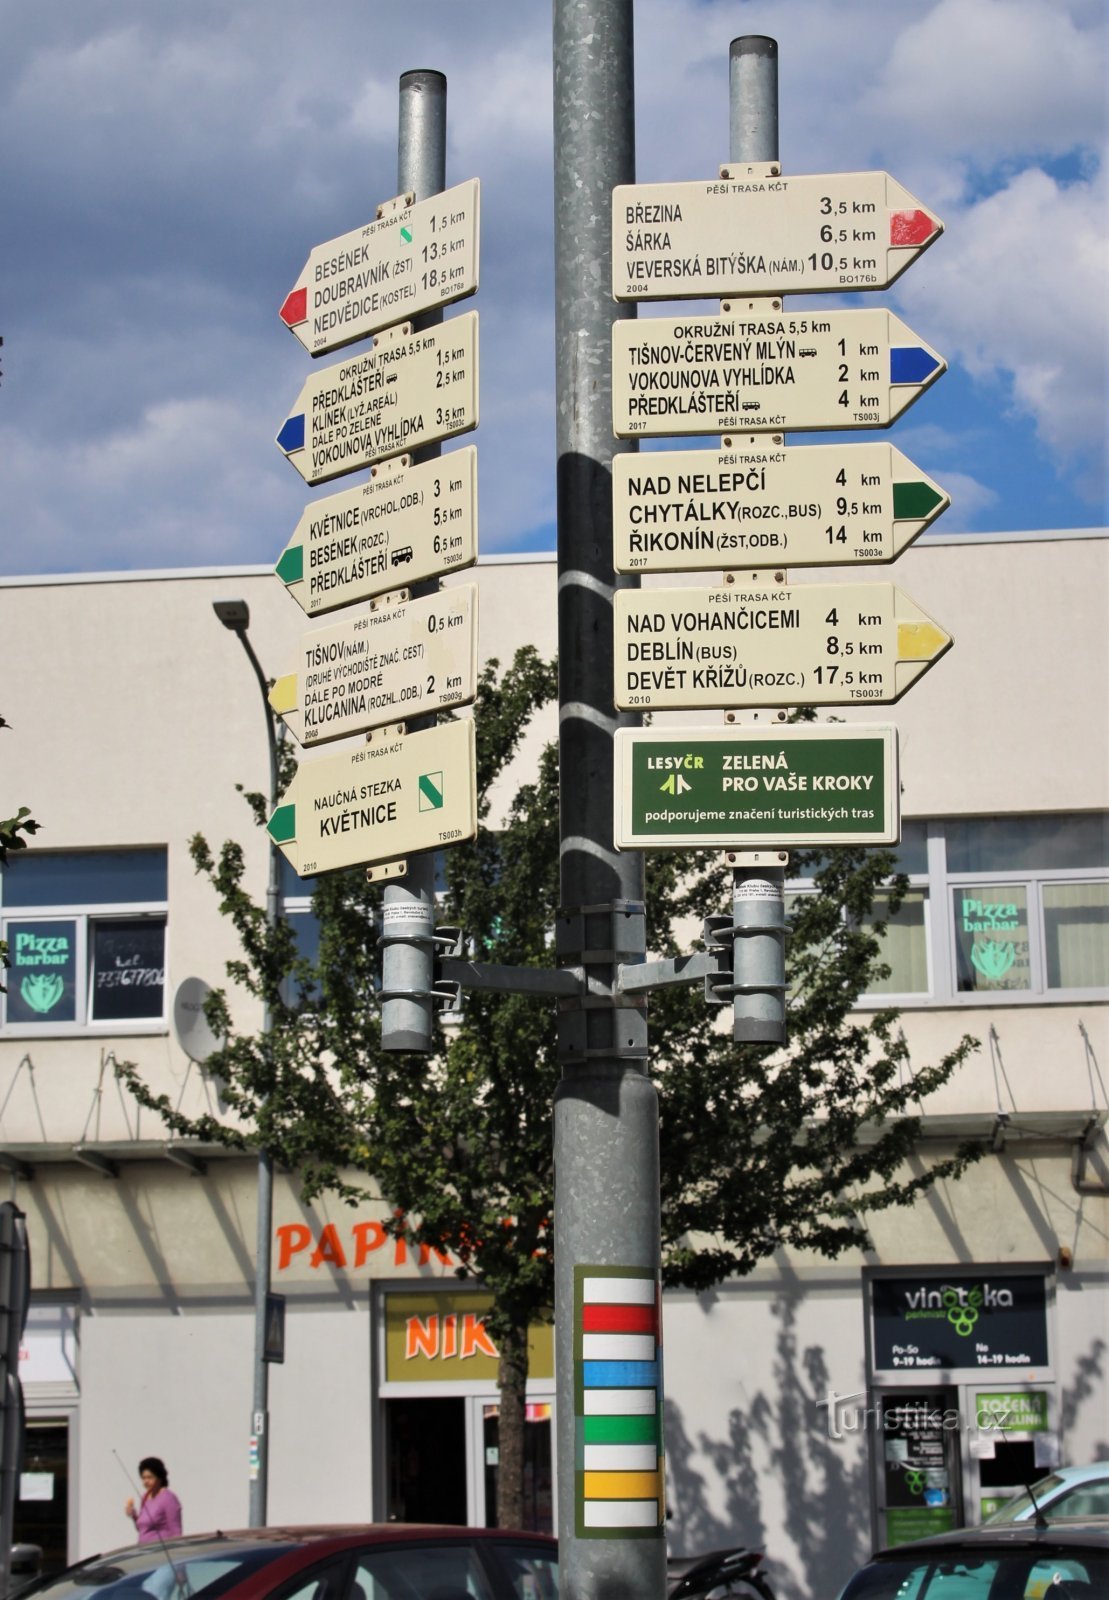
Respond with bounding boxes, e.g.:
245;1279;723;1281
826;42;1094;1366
890;346;943;386
276;413;305;455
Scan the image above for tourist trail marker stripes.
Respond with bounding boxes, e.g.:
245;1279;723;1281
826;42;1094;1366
266;718;476;877
280;178;479;356
612;441;948;573
614;580;952;710
612;308;944;437
613;168;942;300
575;1267;665;1537
275;448;478;618
268;585;479;748
614;725;900;850
276;311;478;486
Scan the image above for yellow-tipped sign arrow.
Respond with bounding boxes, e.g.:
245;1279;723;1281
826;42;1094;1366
614;581;951;711
267;586;478;748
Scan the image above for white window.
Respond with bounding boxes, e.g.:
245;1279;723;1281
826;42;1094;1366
788;813;1108;1008
1;849;167;1034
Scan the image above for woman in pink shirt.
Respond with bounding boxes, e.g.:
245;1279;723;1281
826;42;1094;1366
124;1457;183;1544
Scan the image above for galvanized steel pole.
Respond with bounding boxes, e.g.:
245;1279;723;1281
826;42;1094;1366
552;3;664;1595
380;71;447;1052
728;36;788;1047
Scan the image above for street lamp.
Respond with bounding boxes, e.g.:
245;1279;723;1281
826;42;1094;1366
213;598;279;1528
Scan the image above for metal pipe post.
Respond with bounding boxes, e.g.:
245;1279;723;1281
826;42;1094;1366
380;71;447;1052
552;3;664;1595
728;37;787;1046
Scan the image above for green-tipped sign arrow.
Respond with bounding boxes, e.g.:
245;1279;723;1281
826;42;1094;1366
613;441;947;573
266;719;476;876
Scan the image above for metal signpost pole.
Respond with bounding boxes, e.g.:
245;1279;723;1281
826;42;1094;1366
379;71;447;1054
552;3;665;1595
727;37;788;1047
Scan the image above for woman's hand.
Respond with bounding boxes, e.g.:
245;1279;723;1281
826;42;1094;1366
125;1497;136;1520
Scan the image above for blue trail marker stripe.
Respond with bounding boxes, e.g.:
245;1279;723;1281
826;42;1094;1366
277;414;306;454
890;346;940;385
582;1359;660;1389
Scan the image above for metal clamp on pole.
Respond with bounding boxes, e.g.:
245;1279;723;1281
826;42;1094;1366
727;868;787;1044
379;916;463;1047
555;900;648;1063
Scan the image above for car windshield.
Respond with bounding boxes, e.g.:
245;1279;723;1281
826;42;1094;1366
18;1541;295;1600
981;1474;1065;1525
838;1547;1109;1599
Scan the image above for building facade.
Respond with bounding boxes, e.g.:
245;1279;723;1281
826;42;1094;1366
1;529;1106;1598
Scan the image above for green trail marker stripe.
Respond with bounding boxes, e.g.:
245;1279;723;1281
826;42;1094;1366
419;773;444;809
268;803;296;844
583;1414;660;1447
400;226;412;243
893;481;943;520
276;545;304;584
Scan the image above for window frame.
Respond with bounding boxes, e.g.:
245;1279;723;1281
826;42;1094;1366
788;814;1107;1012
1;853;169;1038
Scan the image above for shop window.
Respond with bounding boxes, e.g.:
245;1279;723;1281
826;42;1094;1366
1;850;167;1034
789;813;1108;1008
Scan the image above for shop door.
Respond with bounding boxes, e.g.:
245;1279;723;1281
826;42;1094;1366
14;1420;69;1576
383;1397;468;1525
474;1398;554;1533
876;1389;963;1547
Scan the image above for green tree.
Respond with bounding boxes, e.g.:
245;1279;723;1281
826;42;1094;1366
1;711;41;989
118;648;978;1529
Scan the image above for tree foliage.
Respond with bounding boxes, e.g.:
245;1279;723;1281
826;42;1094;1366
116;647;980;1526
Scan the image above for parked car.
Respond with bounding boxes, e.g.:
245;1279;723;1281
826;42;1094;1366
835;1517;1109;1599
6;1526;558;1600
982;1462;1109;1525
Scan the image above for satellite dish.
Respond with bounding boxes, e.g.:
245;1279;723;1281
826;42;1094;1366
172;978;225;1065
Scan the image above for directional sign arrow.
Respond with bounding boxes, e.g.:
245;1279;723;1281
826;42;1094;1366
280;178;480;356
613;442;948;573
613;169;941;300
268;586;479;748
615;724;900;850
267;718;477;876
275;448;478;618
614;581;952;710
612;308;944;437
276;312;478;486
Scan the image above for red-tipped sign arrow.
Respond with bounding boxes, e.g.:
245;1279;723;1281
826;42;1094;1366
279;287;308;329
890;209;940;247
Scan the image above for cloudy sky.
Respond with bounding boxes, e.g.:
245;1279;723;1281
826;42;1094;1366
1;0;1104;578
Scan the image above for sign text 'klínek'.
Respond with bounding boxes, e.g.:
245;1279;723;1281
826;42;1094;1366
614;581;951;710
268;585;478;748
267;718;477;877
613;441;947;573
614;724;900;849
613;169;941;300
612;309;944;437
277;312;478;486
280;178;480;357
275;447;477;617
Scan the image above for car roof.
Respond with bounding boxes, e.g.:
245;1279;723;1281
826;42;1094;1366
1038;1462;1109;1487
133;1526;555;1546
873;1516;1109;1559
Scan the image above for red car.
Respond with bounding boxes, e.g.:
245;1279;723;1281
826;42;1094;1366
13;1526;558;1600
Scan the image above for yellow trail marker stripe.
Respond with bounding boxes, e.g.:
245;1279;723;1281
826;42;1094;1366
898;620;950;660
582;1468;662;1500
268;674;298;714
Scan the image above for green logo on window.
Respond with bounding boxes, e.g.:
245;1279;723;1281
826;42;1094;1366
943;1284;982;1336
20;973;66;1015
971;940;1016;982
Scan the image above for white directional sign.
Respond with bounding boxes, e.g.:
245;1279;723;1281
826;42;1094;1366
613;169;942;300
280;178;480;356
613;442;948;573
275;447;478;617
277;311;479;485
614;581;952;710
267;718;477;877
612;309;944;437
269;585;479;747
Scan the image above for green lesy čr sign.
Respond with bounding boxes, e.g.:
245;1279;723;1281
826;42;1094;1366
615;724;899;850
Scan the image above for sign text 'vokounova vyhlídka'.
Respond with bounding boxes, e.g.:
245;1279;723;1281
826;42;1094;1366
277;312;478;486
612;308;943;438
